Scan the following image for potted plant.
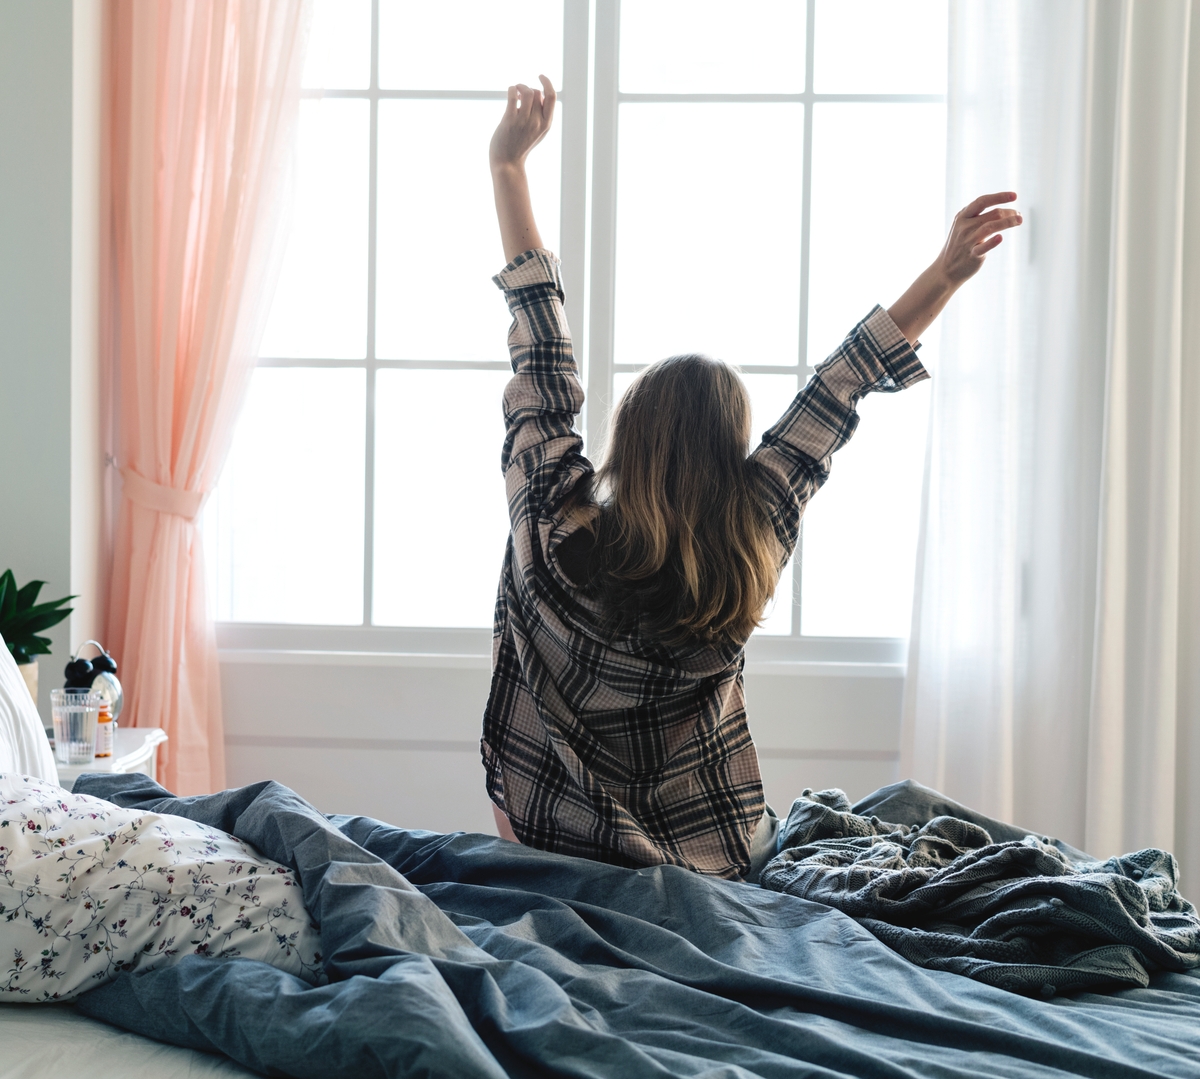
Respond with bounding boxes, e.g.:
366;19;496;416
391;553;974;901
0;569;75;705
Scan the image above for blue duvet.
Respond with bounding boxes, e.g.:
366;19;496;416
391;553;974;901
73;773;1200;1078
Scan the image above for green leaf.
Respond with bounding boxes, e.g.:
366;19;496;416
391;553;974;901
0;571;14;622
0;596;76;637
15;579;43;610
3;597;76;633
8;643;30;664
9;609;74;636
12;595;74;619
0;573;75;653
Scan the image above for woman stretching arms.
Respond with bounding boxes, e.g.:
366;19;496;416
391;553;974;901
484;77;1021;881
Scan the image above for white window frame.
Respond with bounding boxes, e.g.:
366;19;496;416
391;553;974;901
215;0;941;671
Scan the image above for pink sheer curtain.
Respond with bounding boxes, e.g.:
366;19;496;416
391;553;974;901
105;0;309;793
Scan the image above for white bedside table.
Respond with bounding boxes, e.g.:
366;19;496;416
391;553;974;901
55;726;168;788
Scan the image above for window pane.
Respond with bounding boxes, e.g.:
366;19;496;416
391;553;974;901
615;103;803;368
379;0;562;91
813;0;947;94
302;0;370;90
375;101;562;362
206;368;365;624
800;373;931;637
802;102;941;637
620;1;805;94
807;102;945;369
259;100;369;359
373;370;511;627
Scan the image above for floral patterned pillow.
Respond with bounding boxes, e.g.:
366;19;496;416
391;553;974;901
0;773;324;1002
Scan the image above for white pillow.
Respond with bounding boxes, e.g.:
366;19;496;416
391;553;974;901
0;635;57;784
0;773;324;1002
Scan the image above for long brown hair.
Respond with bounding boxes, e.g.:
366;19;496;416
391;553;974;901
585;354;781;645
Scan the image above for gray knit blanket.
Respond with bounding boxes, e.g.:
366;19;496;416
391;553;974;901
759;788;1200;995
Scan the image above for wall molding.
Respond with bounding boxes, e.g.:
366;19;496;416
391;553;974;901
226;734;479;753
218;649;905;679
756;747;899;762
219;649;491;670
225;732;897;762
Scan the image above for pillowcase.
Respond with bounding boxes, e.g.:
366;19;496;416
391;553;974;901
0;773;324;1001
0;634;57;784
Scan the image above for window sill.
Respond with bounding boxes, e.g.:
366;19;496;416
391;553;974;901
215;624;907;678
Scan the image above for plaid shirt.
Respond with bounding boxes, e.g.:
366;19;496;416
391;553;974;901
482;249;928;879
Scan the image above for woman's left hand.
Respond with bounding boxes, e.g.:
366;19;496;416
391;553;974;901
887;191;1023;345
934;191;1023;286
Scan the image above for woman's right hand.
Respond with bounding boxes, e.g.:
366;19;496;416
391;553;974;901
490;77;555;263
489;75;556;174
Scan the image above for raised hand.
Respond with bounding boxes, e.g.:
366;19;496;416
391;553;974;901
936;191;1023;285
490;75;557;172
887;191;1023;345
490;76;556;263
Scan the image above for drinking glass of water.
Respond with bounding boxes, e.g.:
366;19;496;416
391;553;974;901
50;689;102;765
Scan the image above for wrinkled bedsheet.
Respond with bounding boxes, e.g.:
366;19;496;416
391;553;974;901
761;788;1200;995
72;773;1200;1079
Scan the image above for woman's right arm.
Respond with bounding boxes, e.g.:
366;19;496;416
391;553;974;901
490;78;555;263
490;79;593;565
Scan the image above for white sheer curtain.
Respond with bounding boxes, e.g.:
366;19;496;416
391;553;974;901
903;0;1200;878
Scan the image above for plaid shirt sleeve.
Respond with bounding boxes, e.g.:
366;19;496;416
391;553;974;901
493;249;591;540
750;304;929;559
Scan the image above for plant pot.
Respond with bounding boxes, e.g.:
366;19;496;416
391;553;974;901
17;659;37;706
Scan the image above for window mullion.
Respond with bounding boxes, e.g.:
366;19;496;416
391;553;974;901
560;0;591;379
585;0;620;460
794;0;818;638
362;0;381;628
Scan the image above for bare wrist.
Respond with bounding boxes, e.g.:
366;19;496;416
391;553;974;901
923;260;958;298
490;159;527;180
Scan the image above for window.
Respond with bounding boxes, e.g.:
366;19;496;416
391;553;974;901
206;0;567;631
207;0;946;655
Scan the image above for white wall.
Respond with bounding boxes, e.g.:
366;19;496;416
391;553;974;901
0;0;73;710
0;0;103;720
220;654;902;835
69;0;105;670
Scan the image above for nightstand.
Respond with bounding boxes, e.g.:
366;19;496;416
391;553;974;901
55;726;168;788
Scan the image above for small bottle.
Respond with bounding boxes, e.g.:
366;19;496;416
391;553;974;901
95;702;114;758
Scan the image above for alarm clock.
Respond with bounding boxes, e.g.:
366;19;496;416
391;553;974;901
63;640;124;722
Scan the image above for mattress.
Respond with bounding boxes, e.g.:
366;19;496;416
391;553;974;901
0;1004;256;1078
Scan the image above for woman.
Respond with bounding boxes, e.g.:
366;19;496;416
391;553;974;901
484;77;1021;881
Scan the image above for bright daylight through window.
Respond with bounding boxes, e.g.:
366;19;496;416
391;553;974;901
205;0;947;649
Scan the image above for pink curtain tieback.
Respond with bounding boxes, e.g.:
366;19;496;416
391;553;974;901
120;468;205;521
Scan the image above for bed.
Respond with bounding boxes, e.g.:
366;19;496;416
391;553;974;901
2;769;1195;1079
0;1003;257;1078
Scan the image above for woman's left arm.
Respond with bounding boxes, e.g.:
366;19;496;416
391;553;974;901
887;191;1023;344
749;191;1022;559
